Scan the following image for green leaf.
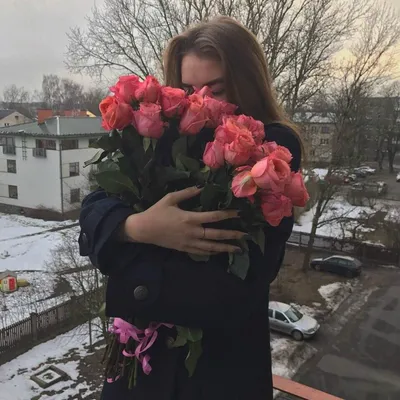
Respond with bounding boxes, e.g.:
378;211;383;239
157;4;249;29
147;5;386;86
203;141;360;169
160;166;190;184
97;159;120;173
96;170;139;197
151;138;158;151
228;251;250;280
200;184;226;211
143;137;151;152
169;335;188;349
176;154;200;173
185;340;203;377
176;326;203;342
251;229;265;254
84;150;108;167
111;150;124;161
172;136;188;162
188;253;210;262
91;131;122;151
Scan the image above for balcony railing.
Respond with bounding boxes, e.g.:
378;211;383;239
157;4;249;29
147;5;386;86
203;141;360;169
3;145;16;155
273;375;344;400
33;148;47;158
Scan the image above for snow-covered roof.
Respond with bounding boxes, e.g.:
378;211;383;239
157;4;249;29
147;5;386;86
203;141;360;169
293;112;335;124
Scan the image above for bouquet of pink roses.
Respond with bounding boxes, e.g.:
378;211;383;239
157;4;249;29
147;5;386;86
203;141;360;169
87;74;308;273
86;74;309;384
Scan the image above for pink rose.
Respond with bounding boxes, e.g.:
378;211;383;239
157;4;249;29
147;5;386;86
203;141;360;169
261;193;292;227
160;86;187;118
284;172;310;207
251;155;291;192
224;129;256;166
195;86;213;97
110;75;141;104
203;140;225;169
135;75;161;103
99;96;133;131
133;103;164;139
271;146;293;164
179;94;209;135
204;96;238;128
252;141;278;161
215;116;241;144
235;115;265;144
231;166;257;198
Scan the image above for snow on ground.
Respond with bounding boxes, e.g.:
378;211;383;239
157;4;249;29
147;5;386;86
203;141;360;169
0;319;104;400
0;213;78;272
313;168;328;180
294;198;382;239
318;282;353;312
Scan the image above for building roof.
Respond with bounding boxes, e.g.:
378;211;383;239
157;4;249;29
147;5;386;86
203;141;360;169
293;112;335;124
0;270;17;280
0;116;107;137
0;109;15;120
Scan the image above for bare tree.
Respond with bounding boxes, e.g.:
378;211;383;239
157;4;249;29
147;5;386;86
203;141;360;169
301;1;400;271
83;87;109;115
48;229;107;348
2;84;31;109
373;81;400;173
66;0;364;112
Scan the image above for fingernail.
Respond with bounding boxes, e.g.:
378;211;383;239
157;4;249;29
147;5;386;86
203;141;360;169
234;248;243;254
196;184;205;189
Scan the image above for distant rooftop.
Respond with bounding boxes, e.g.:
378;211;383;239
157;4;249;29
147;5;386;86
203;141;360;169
0;116;107;137
0;109;15;120
293;111;335;124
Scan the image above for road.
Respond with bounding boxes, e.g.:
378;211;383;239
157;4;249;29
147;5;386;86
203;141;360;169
291;266;400;400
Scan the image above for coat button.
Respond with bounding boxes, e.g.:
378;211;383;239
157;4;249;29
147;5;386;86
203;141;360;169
134;285;149;301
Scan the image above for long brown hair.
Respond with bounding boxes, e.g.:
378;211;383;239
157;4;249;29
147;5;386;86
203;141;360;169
163;16;300;138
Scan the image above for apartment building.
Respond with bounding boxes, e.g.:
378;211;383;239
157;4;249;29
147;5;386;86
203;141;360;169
0;109;32;127
294;112;335;164
0;114;106;217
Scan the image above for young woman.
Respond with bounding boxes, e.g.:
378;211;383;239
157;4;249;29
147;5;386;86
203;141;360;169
79;16;301;400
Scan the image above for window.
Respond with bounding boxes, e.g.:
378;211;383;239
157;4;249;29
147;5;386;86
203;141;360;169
310;126;317;133
69;162;80;177
8;185;18;199
268;309;273;318
4;137;15;146
7;160;16;173
321;126;330;134
70;188;80;203
320;139;329;145
275;311;288;322
35;139;56;150
310;149;316;156
61;139;79;150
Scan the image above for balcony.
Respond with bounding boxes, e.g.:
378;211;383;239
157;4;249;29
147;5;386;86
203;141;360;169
33;148;47;158
273;375;343;399
3;145;16;155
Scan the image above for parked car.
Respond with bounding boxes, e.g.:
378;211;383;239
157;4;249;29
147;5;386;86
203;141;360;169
396;172;400;182
268;302;320;341
310;255;362;278
358;166;376;175
344;173;357;184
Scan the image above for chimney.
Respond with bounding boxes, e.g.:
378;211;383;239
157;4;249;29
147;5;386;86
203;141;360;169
37;109;53;124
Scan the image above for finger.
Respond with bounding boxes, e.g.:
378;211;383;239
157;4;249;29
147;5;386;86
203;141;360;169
187;209;239;224
162;187;202;206
190;226;246;241
186;248;218;257
191;239;242;254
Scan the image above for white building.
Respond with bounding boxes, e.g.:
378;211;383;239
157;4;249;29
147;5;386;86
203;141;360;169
0;116;107;218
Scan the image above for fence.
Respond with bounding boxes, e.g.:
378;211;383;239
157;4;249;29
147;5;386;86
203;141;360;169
288;231;400;266
0;287;104;365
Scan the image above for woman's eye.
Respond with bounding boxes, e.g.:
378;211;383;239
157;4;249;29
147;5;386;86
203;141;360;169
212;89;225;96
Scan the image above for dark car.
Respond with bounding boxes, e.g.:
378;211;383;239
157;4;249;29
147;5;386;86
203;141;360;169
310;255;362;278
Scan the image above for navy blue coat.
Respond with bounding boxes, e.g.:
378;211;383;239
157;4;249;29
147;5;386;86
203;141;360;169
78;123;301;400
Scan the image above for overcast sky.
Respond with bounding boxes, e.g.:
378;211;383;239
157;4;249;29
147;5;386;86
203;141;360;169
0;0;399;95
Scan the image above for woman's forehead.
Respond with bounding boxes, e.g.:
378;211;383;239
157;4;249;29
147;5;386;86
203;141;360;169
181;54;224;87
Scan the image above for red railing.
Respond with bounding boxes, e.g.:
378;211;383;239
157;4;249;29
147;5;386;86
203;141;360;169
273;375;344;400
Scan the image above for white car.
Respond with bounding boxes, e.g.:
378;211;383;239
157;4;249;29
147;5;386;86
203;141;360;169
268;301;320;341
397;172;400;182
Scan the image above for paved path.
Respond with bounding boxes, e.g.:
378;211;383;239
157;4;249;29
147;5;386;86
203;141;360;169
293;267;400;400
